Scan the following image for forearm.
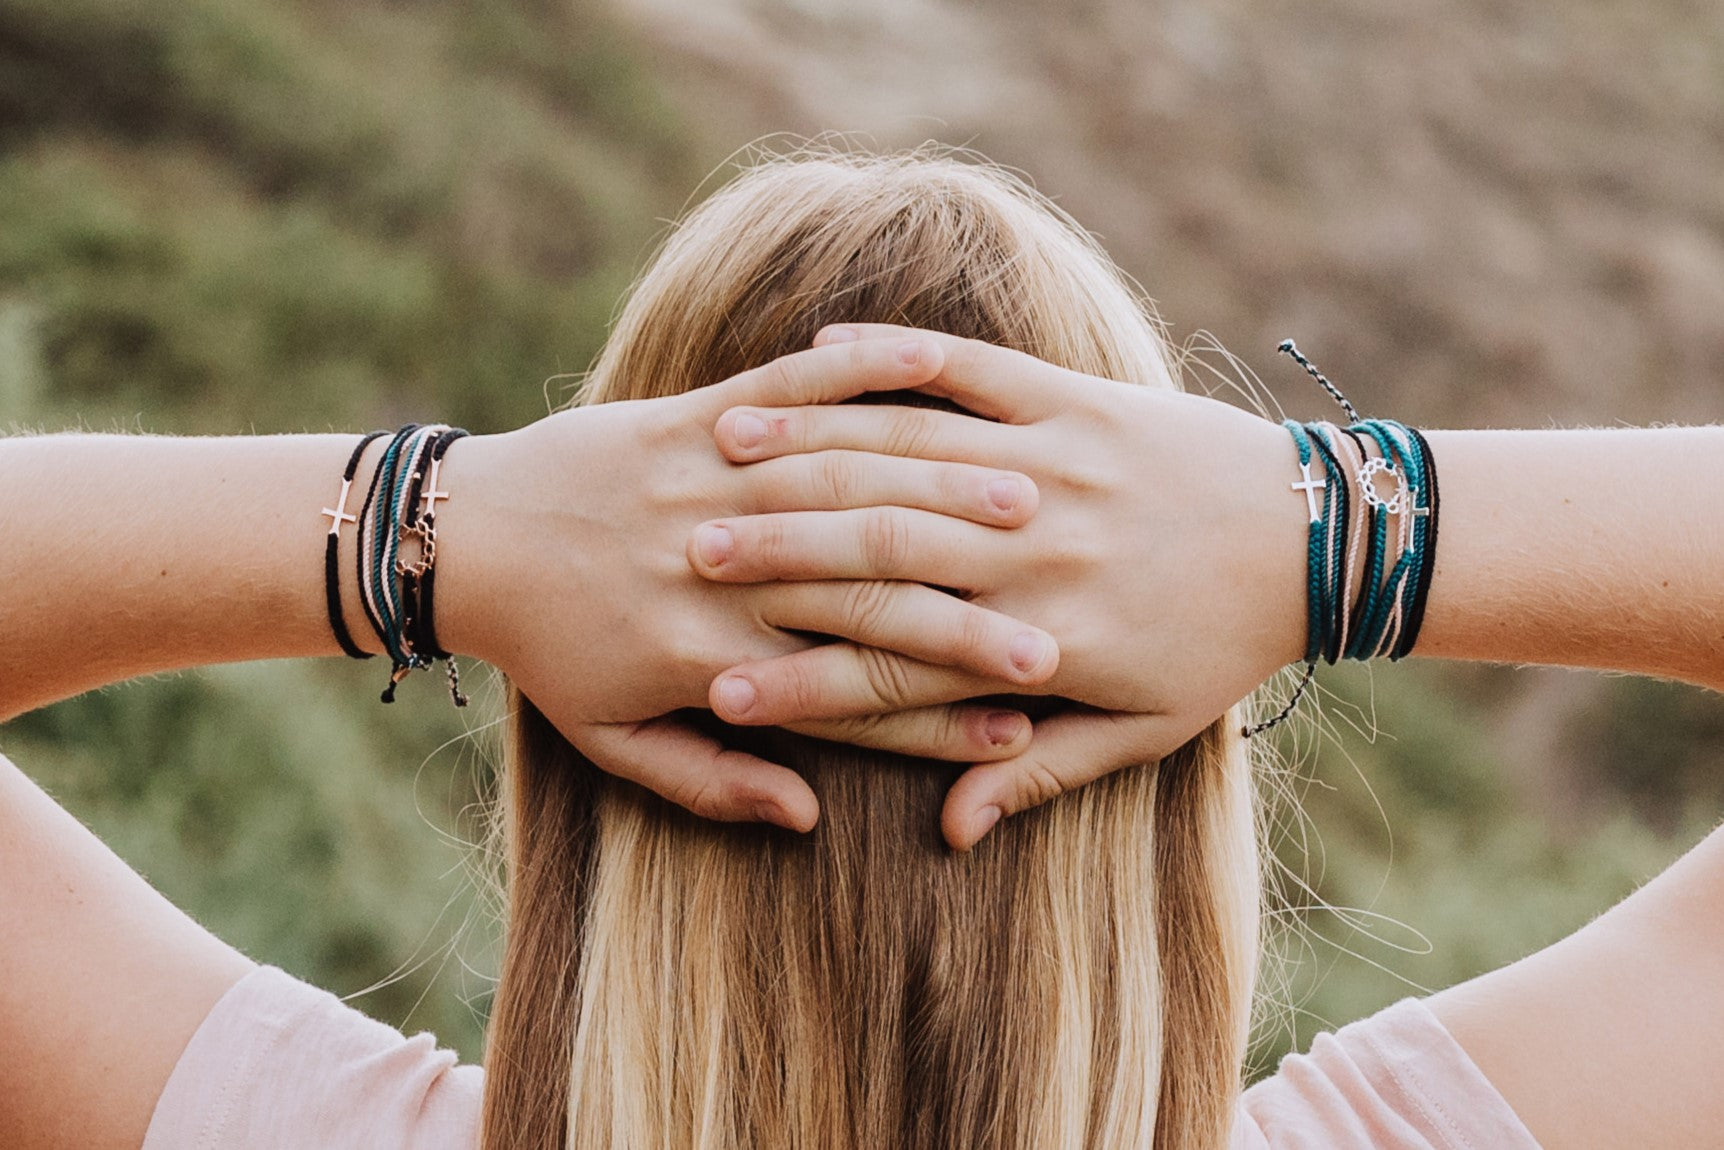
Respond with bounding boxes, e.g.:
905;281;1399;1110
1413;428;1724;688
0;433;392;719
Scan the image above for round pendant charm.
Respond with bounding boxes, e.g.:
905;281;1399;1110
1357;457;1408;514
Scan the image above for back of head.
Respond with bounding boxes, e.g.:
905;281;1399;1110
482;151;1261;1150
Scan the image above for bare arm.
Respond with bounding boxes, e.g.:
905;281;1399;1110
704;327;1724;1146
1415;427;1724;690
0;433;386;717
1428;821;1724;1149
0;338;1063;1150
0;753;254;1150
0;339;1057;803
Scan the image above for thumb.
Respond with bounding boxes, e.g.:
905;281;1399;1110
575;715;821;832
940;708;1186;850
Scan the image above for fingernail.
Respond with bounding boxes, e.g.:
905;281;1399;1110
823;325;860;343
973;805;1003;840
1008;632;1050;673
695;523;733;567
732;413;769;448
986;478;1021;512
716;675;757;717
985;711;1024;746
897;339;923;365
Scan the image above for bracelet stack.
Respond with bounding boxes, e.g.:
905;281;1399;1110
321;423;471;707
1246;342;1442;738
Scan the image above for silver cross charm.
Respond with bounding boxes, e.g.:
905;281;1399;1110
322;478;358;536
1290;460;1327;523
420;456;451;517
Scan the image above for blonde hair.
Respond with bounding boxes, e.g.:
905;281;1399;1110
481;151;1262;1150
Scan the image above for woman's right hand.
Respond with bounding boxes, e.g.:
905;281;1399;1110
436;335;1062;832
693;326;1312;846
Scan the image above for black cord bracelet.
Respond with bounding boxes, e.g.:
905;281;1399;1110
321;430;389;659
405;428;468;662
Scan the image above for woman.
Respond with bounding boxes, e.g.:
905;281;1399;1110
5;149;1717;1149
485;153;1263;1150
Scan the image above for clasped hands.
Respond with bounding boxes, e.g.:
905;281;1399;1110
460;325;1307;849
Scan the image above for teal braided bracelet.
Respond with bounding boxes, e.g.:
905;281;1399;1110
1247;344;1442;739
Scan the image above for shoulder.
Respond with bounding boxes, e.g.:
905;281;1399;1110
1235;998;1542;1150
144;966;482;1150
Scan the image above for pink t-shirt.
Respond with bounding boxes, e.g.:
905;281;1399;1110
143;966;1540;1149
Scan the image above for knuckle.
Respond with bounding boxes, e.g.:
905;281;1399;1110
644;468;682;511
940;708;983;754
750;516;788;570
847;337;872;374
782;660;827;718
783;410;814;454
841;580;897;639
1041;529;1101;573
952;604;997;664
817;451;861;507
810;712;884;744
677;774;733;820
1014;759;1068;809
856;646;914;708
861;506;911;573
637;413;681;453
1060;456;1113;494
933;462;972;510
764;355;803;404
669;621;719;680
883;408;936;459
944;338;981;378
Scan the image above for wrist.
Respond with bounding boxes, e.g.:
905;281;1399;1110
1248;416;1320;670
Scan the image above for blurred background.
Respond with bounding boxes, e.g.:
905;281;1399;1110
3;0;1722;1072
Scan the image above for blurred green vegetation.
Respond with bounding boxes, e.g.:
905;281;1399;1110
4;0;1723;1087
0;0;686;435
1250;662;1716;1075
0;0;699;1059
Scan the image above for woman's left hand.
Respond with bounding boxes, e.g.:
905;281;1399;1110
691;325;1313;847
440;335;1065;832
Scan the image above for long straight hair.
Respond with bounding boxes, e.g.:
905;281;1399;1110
481;151;1262;1150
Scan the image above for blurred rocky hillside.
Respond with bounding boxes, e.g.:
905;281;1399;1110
616;0;1724;427
607;0;1724;1060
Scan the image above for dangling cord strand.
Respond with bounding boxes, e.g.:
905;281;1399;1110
1279;339;1361;424
1242;662;1316;739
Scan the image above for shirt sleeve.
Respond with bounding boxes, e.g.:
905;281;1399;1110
1233;998;1542;1150
150;970;1528;1150
143;965;482;1150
